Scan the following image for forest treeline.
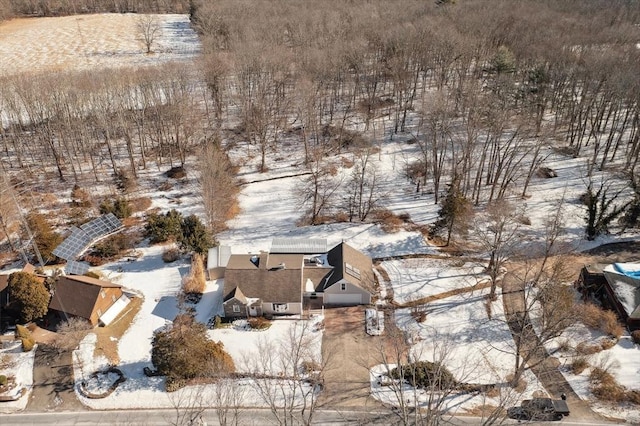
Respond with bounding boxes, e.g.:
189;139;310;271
0;0;640;232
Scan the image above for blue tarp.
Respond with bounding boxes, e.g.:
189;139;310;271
613;263;640;280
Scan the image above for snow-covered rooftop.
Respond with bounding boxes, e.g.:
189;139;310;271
603;263;640;319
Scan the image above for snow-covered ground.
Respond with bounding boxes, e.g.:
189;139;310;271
382;258;488;304
0;340;35;413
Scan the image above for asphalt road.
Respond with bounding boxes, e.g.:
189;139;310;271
2;408;624;425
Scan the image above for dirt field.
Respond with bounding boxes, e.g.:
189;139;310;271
0;13;198;77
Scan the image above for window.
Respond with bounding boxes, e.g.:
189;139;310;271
340;283;347;291
345;263;361;279
272;303;288;313
101;290;106;299
112;295;117;302
97;309;102;317
232;305;241;313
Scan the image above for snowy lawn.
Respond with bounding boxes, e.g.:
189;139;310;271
371;289;546;414
0;340;35;413
381;257;488;304
207;315;324;376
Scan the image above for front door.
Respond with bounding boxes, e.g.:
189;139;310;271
249;306;258;316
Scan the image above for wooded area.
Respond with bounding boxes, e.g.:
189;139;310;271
0;0;639;237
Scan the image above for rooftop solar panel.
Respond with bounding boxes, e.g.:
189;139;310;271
65;260;91;275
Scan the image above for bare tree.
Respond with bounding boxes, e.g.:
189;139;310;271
212;378;246;426
136;14;162;54
53;317;92;355
471;200;523;300
343;149;385;222
243;321;325;426
198;139;238;234
297;149;342;225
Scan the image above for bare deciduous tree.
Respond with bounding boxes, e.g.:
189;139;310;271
136;15;161;54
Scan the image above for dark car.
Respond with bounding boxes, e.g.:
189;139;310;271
507;397;569;422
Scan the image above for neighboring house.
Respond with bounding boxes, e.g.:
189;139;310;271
207;245;232;280
222;239;374;318
602;263;640;330
48;275;129;327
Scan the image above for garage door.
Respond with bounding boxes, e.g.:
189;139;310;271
324;293;362;305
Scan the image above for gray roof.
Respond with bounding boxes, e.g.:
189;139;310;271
270;238;327;254
325;242;374;293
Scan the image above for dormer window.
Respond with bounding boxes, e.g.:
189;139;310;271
345;263;360;279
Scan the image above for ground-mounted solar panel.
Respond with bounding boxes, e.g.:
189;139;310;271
81;213;123;240
52;227;93;261
65;260;91;275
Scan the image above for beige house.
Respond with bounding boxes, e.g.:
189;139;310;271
222;240;374;318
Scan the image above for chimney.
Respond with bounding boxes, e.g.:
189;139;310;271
259;251;269;270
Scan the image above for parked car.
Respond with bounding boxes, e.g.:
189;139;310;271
507;397;569;421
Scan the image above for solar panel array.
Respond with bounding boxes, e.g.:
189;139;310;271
52;227;93;261
65;260;90;275
80;213;123;240
52;213;123;261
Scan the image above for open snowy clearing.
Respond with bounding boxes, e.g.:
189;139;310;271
0;13;200;77
381;257;488;305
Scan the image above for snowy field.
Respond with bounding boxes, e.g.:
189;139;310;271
0;13;200;77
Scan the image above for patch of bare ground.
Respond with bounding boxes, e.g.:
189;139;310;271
465;404;504;417
93;295;143;364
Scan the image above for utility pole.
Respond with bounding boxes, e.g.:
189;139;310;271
0;166;45;268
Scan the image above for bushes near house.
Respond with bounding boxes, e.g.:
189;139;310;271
632;330;640;345
151;314;235;391
16;325;35;352
0;375;7;386
590;367;627;403
248;317;271;330
373;208;409;233
162;247;180;263
145;209;213;255
579;303;623;338
390;361;457;390
182;253;206;295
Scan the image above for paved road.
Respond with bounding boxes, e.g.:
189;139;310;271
2;408;622;425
